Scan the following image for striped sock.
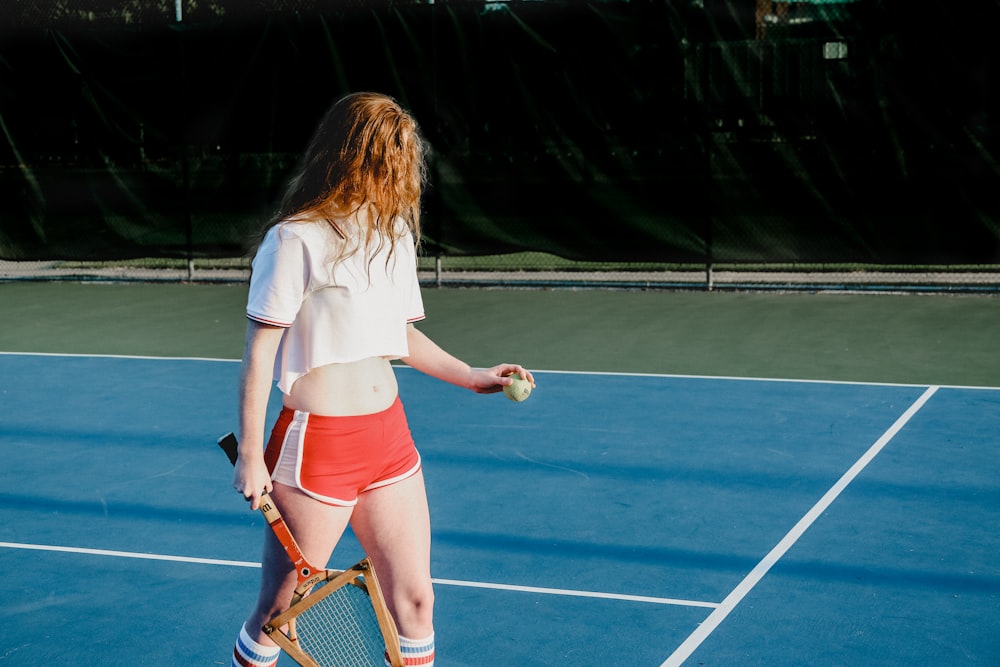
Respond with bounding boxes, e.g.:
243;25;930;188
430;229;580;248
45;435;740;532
396;632;435;666
232;623;281;667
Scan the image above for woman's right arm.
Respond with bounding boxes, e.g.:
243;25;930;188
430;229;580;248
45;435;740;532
234;319;285;510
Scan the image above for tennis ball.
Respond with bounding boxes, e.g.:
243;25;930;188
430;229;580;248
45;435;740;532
503;372;532;402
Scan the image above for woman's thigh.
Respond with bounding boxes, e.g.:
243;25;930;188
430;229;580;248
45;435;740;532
264;482;354;578
350;473;433;611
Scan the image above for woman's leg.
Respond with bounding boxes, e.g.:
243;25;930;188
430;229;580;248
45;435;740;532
242;482;354;644
351;471;435;662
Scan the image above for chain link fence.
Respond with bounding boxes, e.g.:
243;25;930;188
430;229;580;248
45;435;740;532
1;1;997;291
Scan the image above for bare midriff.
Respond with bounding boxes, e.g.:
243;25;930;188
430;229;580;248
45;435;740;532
283;356;399;416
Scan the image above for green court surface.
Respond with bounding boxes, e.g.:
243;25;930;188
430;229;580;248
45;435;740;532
2;282;998;666
1;281;997;386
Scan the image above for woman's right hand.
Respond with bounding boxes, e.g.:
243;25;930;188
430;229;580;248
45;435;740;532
233;456;273;511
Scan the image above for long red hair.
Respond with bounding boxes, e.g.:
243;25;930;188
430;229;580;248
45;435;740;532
262;92;427;263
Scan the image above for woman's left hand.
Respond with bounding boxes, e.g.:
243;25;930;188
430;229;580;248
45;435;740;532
470;364;535;394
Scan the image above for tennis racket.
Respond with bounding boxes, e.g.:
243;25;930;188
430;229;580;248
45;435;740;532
218;432;404;667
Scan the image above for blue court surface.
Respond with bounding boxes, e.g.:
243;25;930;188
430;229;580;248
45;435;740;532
1;352;997;666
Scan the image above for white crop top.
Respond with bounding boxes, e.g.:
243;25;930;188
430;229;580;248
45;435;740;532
246;218;425;394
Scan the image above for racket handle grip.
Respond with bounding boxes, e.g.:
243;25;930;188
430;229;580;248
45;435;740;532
217;432;239;467
217;432;309;571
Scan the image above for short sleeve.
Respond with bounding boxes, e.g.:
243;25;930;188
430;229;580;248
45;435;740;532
247;225;309;327
401;232;425;324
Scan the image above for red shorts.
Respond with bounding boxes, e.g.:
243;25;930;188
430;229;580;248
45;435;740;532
264;396;421;507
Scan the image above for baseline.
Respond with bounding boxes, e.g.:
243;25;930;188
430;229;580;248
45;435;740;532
2;350;998;391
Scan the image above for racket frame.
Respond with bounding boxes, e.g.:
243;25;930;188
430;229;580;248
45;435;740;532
218;432;404;667
264;558;401;667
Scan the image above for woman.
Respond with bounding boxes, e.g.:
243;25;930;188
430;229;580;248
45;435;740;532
229;92;534;667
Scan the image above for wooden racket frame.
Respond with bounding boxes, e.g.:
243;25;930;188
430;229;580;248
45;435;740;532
218;433;403;667
264;558;401;667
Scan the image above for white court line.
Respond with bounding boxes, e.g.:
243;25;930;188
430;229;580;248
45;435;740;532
0;541;260;568
2;351;999;390
659;384;940;667
431;578;718;608
0;350;240;363
0;541;714;609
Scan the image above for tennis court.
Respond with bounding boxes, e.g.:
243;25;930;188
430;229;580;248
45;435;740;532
3;2;998;663
1;283;997;666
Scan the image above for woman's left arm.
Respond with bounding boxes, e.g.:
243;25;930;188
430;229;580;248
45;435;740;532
402;324;534;394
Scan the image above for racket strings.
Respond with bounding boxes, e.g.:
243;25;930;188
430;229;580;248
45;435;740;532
293;579;388;666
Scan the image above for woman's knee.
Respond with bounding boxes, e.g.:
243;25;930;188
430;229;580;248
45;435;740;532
392;578;435;628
